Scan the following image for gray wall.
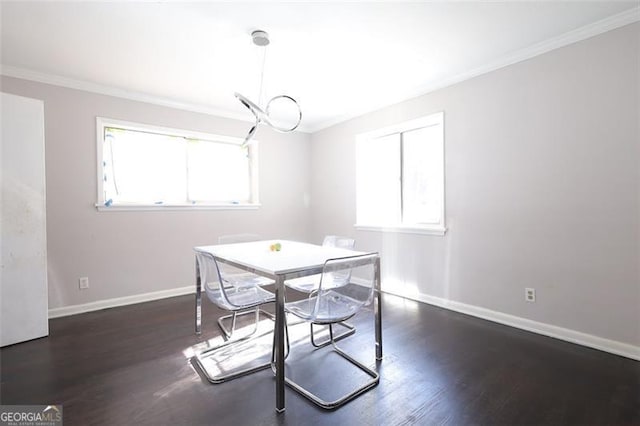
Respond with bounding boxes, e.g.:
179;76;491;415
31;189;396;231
1;23;637;348
0;76;312;309
310;23;639;346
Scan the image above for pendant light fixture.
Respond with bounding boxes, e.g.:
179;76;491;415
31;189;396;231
235;29;302;147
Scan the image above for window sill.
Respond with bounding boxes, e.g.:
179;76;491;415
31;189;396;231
354;224;447;236
95;203;261;212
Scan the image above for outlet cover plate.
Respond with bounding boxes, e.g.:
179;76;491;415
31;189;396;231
79;277;89;290
525;287;535;302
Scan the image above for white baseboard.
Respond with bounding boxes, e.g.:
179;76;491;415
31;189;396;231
381;287;640;362
48;285;194;319
48;281;639;361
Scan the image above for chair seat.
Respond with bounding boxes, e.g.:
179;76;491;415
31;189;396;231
285;274;321;292
224;272;273;288
285;273;350;293
206;284;275;311
285;291;361;324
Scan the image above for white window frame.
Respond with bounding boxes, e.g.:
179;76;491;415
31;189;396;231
355;112;446;236
95;117;260;211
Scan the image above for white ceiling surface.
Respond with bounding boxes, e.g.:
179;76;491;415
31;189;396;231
1;2;638;132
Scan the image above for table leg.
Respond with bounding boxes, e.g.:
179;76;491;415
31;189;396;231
275;275;286;412
195;257;202;335
374;256;383;360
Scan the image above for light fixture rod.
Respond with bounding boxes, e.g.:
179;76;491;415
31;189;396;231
236;29;301;147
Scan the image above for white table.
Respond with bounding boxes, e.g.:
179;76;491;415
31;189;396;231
194;240;382;412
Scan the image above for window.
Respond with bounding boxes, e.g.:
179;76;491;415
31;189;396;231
96;118;259;210
355;112;445;235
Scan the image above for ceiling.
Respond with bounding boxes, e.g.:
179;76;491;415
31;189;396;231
1;1;638;132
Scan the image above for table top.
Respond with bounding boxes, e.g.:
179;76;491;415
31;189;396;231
194;240;374;278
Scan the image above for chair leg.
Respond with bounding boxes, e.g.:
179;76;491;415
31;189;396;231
270;314;291;367
195;326;275;384
283;331;379;410
217;308;273;340
196;309;278;384
309;321;356;348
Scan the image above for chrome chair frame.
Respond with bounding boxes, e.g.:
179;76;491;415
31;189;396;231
216;308;274;340
286;236;357;347
195;251;279;384
309;322;355;348
281;254;380;410
215;234;275;340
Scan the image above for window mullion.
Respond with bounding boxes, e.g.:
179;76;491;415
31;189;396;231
399;132;404;224
184;137;191;204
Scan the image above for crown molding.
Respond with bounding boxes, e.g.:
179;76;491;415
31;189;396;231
1;6;637;134
0;64;315;133
0;64;262;123
308;6;640;133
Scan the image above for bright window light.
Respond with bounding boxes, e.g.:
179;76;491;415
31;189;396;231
356;112;445;234
402;125;443;225
356;133;401;225
97;118;258;209
187;139;250;202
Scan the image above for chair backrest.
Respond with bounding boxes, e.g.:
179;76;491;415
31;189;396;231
196;251;243;311
321;236;356;288
310;254;377;321
196;251;226;306
322;235;355;250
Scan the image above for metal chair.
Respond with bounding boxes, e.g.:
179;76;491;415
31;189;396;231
282;254;380;409
215;234;274;339
195;251;277;383
285;235;357;347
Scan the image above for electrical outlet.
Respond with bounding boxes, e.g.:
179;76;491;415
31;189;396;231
79;277;89;290
525;287;535;302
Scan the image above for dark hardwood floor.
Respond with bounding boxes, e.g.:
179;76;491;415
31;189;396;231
1;292;638;425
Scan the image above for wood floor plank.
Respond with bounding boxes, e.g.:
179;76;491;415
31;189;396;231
1;293;638;425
